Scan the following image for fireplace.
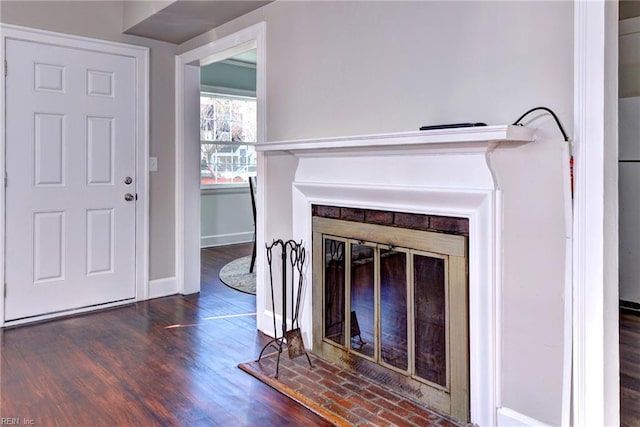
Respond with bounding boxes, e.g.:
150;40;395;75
255;125;535;426
311;206;469;422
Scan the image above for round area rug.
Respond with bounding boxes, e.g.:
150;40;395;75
219;256;256;295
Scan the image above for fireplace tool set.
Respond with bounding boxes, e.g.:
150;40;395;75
257;239;313;377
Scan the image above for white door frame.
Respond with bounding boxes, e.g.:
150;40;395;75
0;24;149;327
174;23;266;307
572;1;619;425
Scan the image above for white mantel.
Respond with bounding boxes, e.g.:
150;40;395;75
256;124;534;154
255;125;536;426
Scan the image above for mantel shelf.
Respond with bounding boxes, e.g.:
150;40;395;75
255;125;535;153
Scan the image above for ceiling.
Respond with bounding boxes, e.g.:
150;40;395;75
124;0;272;44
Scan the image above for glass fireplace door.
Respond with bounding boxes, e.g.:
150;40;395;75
312;217;468;422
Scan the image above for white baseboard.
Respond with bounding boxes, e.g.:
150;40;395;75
201;231;253;248
497;407;552;427
260;309;278;338
148;277;178;299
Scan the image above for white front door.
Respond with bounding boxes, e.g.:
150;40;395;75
5;38;137;321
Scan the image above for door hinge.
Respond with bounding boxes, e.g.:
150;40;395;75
4;172;7;188
4;60;6;78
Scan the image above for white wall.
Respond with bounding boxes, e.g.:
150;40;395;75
491;133;569;423
180;2;573;425
0;0;575;423
200;188;253;247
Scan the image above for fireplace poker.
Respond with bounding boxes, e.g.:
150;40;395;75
285;245;312;363
256;242;285;377
256;239;312;377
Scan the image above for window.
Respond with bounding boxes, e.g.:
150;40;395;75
200;92;257;186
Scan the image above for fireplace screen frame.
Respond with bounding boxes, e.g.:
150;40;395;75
312;216;469;422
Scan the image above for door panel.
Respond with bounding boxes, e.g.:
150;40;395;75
34;113;65;186
87;116;114;185
33;211;65;283
86;208;114;275
5;38;137;321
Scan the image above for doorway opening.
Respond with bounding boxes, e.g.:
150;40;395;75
199;49;258;325
175;23;266;329
199;50;257;251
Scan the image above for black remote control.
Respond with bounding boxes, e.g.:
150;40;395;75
419;122;487;131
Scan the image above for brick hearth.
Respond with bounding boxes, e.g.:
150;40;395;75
239;351;462;427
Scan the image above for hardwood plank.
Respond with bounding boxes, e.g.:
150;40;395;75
0;243;332;426
622;312;640;427
12;243;640;425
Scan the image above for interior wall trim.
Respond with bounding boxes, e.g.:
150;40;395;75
620;300;640;317
497;407;552;427
200;232;253;248
200;84;256;98
572;1;619;425
149;277;178;299
620;16;640;36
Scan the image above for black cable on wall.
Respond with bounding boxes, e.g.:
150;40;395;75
512;106;570;142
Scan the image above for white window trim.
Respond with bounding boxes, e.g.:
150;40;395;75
201;84;256;98
200;185;250;196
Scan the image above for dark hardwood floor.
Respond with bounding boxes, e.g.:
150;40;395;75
0;243;332;426
621;312;640;427
4;244;640;426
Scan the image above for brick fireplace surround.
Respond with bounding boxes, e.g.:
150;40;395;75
255;126;535;426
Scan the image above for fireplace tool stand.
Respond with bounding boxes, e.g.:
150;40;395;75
257;239;313;377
